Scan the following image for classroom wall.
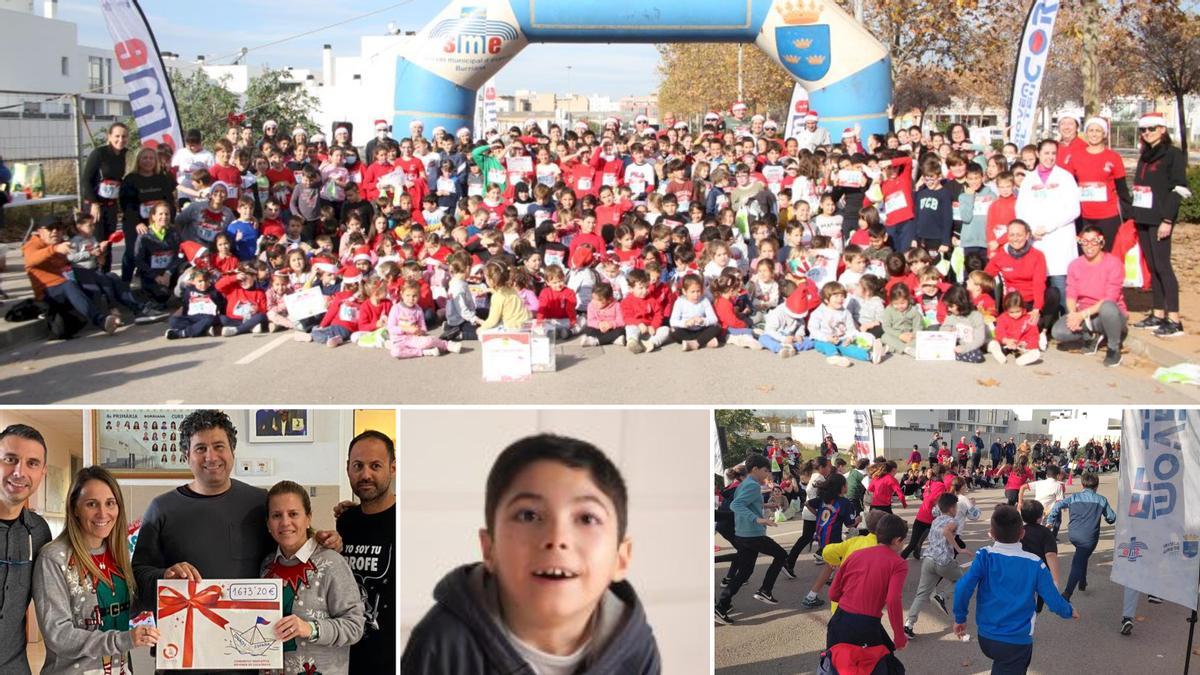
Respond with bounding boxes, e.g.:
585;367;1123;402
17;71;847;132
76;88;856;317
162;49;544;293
0;409;84;538
399;409;711;675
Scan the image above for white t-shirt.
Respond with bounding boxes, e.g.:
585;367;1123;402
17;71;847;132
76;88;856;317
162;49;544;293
1029;478;1064;515
170;147;215;190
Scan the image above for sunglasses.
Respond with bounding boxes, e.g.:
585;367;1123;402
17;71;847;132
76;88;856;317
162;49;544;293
1139;128;1159;134
1079;238;1103;246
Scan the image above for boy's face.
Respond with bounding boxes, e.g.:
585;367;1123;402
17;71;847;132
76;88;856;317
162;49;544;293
997;179;1014;198
480;461;631;628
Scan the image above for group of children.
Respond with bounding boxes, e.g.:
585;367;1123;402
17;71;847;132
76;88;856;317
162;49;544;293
715;437;1126;673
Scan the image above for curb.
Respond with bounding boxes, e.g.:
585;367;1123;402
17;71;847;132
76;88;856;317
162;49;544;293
0;317;48;350
1125;334;1196;369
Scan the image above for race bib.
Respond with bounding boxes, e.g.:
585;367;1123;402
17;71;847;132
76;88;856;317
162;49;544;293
233;300;255;319
97;179;121;200
189;297;217;316
338;303;358;323
437;178;456;194
1132;185;1153;209
629;180;646;195
150;252;173;270
537;171;557;187
225;186;238;199
601;172;618;187
577;177;592;191
544;250;565;268
1079;182;1107;203
487;168;506;185
198;219;221;242
972;195;994;217
468;182;484;197
139;200;166;219
883;190;907;215
955;323;974;345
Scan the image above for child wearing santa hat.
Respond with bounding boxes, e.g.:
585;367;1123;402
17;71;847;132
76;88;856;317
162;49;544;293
218;262;268;336
296;267;365;347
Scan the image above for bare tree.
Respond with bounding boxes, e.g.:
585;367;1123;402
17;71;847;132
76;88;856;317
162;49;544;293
1124;1;1200;154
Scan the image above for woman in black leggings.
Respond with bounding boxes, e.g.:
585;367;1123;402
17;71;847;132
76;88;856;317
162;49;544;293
1129;113;1188;338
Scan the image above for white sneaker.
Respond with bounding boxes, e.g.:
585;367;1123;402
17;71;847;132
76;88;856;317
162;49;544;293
871;339;884;364
614;335;626;346
641;338;657;353
1038;331;1049;352
681;340;696;352
826;355;852;368
445;341;462;353
580;335;599;347
421;347;441;357
988;341;1006;364
251;323;264;334
221;327;239;338
293;332;313;343
903;346;916;357
779;345;795;359
1015;349;1041;366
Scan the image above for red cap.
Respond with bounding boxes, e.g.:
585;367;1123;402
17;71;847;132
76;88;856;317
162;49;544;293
570;246;594;269
785;280;819;317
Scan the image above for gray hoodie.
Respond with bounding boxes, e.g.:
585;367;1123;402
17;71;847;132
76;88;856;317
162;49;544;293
32;538;136;675
0;509;52;674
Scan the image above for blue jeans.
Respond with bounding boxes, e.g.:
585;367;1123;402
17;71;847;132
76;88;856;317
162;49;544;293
814;339;870;362
73;267;142;313
890;218;915;253
1063;540;1096;598
310;325;351;344
1047;275;1067;311
219;313;266;335
168;313;217;337
758;335;813;353
43;281;105;327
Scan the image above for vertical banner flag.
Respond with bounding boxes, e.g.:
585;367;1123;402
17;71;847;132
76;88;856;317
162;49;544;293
480;78;498;138
1008;0;1061;148
852;409;875;461
1111;410;1200;611
98;0;182;150
783;82;811;140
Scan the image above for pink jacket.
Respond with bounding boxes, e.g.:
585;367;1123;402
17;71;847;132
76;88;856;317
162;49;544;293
586;299;625;330
386;302;427;337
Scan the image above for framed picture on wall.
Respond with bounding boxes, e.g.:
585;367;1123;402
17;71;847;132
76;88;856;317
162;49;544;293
94;410;194;478
248;409;314;443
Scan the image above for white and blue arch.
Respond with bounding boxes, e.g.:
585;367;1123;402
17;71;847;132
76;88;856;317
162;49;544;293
394;0;892;139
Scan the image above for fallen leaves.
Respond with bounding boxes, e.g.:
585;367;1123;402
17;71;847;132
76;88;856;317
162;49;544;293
757;384;775;394
976;378;1000;387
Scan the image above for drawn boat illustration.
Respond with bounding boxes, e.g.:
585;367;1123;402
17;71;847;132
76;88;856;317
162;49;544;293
228;619;275;656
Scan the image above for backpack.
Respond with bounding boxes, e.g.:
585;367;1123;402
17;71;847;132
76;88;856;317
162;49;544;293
44;301;87;339
4;299;42;322
818;643;905;675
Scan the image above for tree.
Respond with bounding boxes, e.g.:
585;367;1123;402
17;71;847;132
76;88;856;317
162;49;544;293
166;68;239;144
714;409;766;469
242;68;321;138
893;67;955;129
1122;1;1200;155
656;44;795;120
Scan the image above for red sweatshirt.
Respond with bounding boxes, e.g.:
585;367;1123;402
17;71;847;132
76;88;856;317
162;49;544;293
985;194;1017;253
879;156;915;225
985;247;1047;310
621;293;664;329
885;272;918;298
713;296;747;330
222;286;267;321
320;291;363;331
209;163;242;210
828;545;909;651
595;202;632;231
916;479;947;524
361;161;394;202
355;298;392;332
867;473;907;509
1002;466;1035;491
537;286;578;324
995;311;1039;349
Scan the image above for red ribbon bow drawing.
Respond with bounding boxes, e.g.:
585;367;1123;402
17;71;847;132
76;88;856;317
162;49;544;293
158;581;277;668
227;112;246;127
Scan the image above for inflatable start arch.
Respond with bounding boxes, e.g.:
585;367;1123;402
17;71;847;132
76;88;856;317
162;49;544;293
395;0;892;139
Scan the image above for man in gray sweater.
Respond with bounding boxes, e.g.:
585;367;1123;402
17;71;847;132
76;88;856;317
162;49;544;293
131;410;342;673
0;424;53;674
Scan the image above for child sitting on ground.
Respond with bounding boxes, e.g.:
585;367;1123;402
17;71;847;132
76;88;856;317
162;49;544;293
479;261;532;331
808;281;884;366
938;286;987;363
621;269;668;354
713;274;761;350
219;262;268;337
988;291;1041;366
669;274;721;351
166;268;224;339
580;283;626;347
386;279;461;358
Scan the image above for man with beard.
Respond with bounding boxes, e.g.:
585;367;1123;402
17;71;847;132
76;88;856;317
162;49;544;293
0;424;52;674
336;429;396;674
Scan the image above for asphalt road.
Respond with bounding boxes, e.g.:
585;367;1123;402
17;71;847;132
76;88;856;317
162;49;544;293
0;322;1197;404
713;472;1194;675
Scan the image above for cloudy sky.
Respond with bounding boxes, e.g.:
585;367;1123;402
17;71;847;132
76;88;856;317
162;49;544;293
57;0;662;98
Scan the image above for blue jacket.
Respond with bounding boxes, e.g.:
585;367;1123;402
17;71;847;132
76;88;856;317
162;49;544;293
913;183;954;245
731;475;765;538
953;542;1073;644
1046;488;1116;547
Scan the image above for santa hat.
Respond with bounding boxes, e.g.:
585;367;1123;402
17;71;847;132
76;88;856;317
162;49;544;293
763;119;778;129
263;119;278;130
341;266;362;284
604;117;619;126
180;241;208;266
209;181;232;195
704;111;721;121
352;252;372;264
433;126;446;135
640;128;656;138
673;121;688;130
731;101;748;112
573;120;588;130
272;269;290;279
292;125;307;137
1138;113;1167;129
1059;108;1084;124
784;280;819;318
570;246;594;270
312;261;337;274
457;126;472;136
751;114;765;123
842;127;857;139
635;114;649;123
804;112;819;122
374;119;389;130
333;126;349;137
311;133;326;143
1083;116;1109;136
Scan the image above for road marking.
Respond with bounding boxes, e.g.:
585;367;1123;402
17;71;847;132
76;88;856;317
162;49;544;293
235;335;292;365
164;399;184;405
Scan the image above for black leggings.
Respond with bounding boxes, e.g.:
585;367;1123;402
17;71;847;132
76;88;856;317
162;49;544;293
668;324;722;347
901;519;931;559
1083;215;1123;253
785;518;819;569
1136;222;1179;313
583;326;624;344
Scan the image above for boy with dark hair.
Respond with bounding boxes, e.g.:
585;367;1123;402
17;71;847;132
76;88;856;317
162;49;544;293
826;514;909;657
954;505;1076;674
904;492;964;637
1046;471;1115;601
1019;499;1060;614
715;453;789;624
401;434;660;674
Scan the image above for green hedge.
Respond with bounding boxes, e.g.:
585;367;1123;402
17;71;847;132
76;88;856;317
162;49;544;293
1183;165;1200;224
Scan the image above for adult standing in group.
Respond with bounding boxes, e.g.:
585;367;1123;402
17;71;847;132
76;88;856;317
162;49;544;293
1051;225;1128;367
970;429;984;473
1004;437;1017;466
81;123;129;273
336;430;397;674
131;409;341;674
820;434;839;460
1129;113;1189;338
1015;139;1081;310
796;112;832;152
986;220;1060;343
119;147;176;283
0;424;53;674
989;437;1002;468
927;433;941;466
1055;112;1088;172
1069;118;1130;246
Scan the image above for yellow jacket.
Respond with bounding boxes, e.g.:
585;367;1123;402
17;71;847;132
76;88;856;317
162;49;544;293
822;532;877;614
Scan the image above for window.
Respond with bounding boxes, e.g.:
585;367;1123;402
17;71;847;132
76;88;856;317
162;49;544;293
105;58;113;94
968;410;977;422
89;56;104;92
61;56;69;76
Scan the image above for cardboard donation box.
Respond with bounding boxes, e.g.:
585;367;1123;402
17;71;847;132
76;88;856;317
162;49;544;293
480;330;532;382
156;579;283;670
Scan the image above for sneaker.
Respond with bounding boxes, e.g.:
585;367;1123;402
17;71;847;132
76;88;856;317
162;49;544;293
164;328;182;340
1038;331;1049;352
1120;617;1133;635
871;339;884;364
102;315;118;335
681;340;698;352
782;566;796;580
1079;579;1087;592
779;345;796;359
903;345;916;357
987;341;1006;364
421;347;441;357
1015;349;1041;366
714;607;735;625
580;335;600;347
752;590;779;605
1148;595;1164;604
627;338;645;354
1154;320;1185;338
800;594;824;608
268;322;282;333
1134;314;1164;329
326;336;344;348
826;355;852;368
134;309;168;324
932;592;949;616
904;622;916;639
221;326;239;338
1081;333;1104;355
293;333;313;343
1103;348;1123;368
614;335;626;346
813;552;825;565
642;338;658;353
251;323;264;334
445;341;462;354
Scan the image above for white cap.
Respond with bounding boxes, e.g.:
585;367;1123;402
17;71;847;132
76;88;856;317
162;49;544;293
311;133;326;143
292;126;307;136
433;125;446;135
763;119;778;129
409;119;424;128
1059;109;1084;124
705;111;720;121
751;114;765;123
210;181;231;194
1139;113;1167;129
334;126;349;137
457;126;472;136
263;119;278;130
1083;116;1109;136
732;102;747;112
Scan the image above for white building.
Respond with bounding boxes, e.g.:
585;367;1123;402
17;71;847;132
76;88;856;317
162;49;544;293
0;0;131;161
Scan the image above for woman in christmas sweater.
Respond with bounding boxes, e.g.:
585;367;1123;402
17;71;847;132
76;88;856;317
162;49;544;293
262;481;364;675
33;466;158;675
